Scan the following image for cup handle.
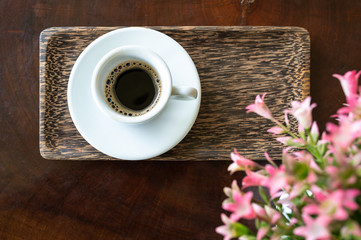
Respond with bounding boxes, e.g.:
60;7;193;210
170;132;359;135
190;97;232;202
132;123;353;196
171;86;198;100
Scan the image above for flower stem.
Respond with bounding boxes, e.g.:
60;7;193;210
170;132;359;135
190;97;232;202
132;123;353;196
273;119;298;139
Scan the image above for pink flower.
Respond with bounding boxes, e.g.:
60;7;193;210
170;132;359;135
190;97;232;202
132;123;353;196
289;218;298;226
347;95;361;117
310;185;326;201
223;180;241;199
292;138;306;146
298;123;305;134
251;204;281;225
290;97;317;129
222;191;256;221
343;189;360;210
306;171;318;184
252;203;267;219
228;150;257;173
242;168;268;188
326;116;361;151
257;226;270;240
264;151;277;166
267;126;284;135
320;131;330;144
215;214;237;240
288;182;307;199
333;71;361;118
244;165;288;198
310;121;319;142
304;188;360;221
276;136;292;145
284;110;290;126
333;70;361;100
303;203;347;221
219;71;361;240
246;93;274;120
294;214;331;240
336;105;352;116
294;151;321;172
265;165;288;197
264;205;281;224
325;166;343;188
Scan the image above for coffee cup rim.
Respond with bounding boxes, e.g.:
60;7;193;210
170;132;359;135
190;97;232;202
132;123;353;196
91;45;172;124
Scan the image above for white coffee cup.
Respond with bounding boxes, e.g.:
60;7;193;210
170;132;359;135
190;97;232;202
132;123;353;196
91;45;198;124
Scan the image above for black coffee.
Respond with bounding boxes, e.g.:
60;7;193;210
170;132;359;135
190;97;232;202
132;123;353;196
104;61;161;116
114;69;155;111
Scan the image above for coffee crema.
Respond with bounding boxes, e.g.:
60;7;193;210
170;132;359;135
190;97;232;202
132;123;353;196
104;60;161;116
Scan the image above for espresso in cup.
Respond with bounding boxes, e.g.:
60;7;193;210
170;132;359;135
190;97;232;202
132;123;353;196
92;45;197;124
104;60;161;116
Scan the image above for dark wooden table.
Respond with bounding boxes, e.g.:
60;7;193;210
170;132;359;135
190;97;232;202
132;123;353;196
1;0;361;239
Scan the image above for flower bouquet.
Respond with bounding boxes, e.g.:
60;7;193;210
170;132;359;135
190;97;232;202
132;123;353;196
216;71;361;240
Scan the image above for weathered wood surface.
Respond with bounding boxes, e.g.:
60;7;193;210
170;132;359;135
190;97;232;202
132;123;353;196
39;26;310;160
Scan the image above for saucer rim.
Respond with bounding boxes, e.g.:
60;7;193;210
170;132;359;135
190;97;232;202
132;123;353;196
67;27;201;160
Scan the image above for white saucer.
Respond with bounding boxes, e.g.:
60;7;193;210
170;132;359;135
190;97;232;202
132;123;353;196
68;27;201;160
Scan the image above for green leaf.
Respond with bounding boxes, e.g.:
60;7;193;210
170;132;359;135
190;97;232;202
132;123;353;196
255;218;260;229
356;167;361;177
258;186;269;204
299;129;306;140
294;162;309;180
317;143;327;157
232;222;250;236
260;221;269;228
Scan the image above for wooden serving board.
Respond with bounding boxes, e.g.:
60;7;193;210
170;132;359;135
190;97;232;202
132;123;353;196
39;26;310;161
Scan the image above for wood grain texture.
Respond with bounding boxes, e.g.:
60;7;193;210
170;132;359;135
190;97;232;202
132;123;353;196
39;26;310;160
